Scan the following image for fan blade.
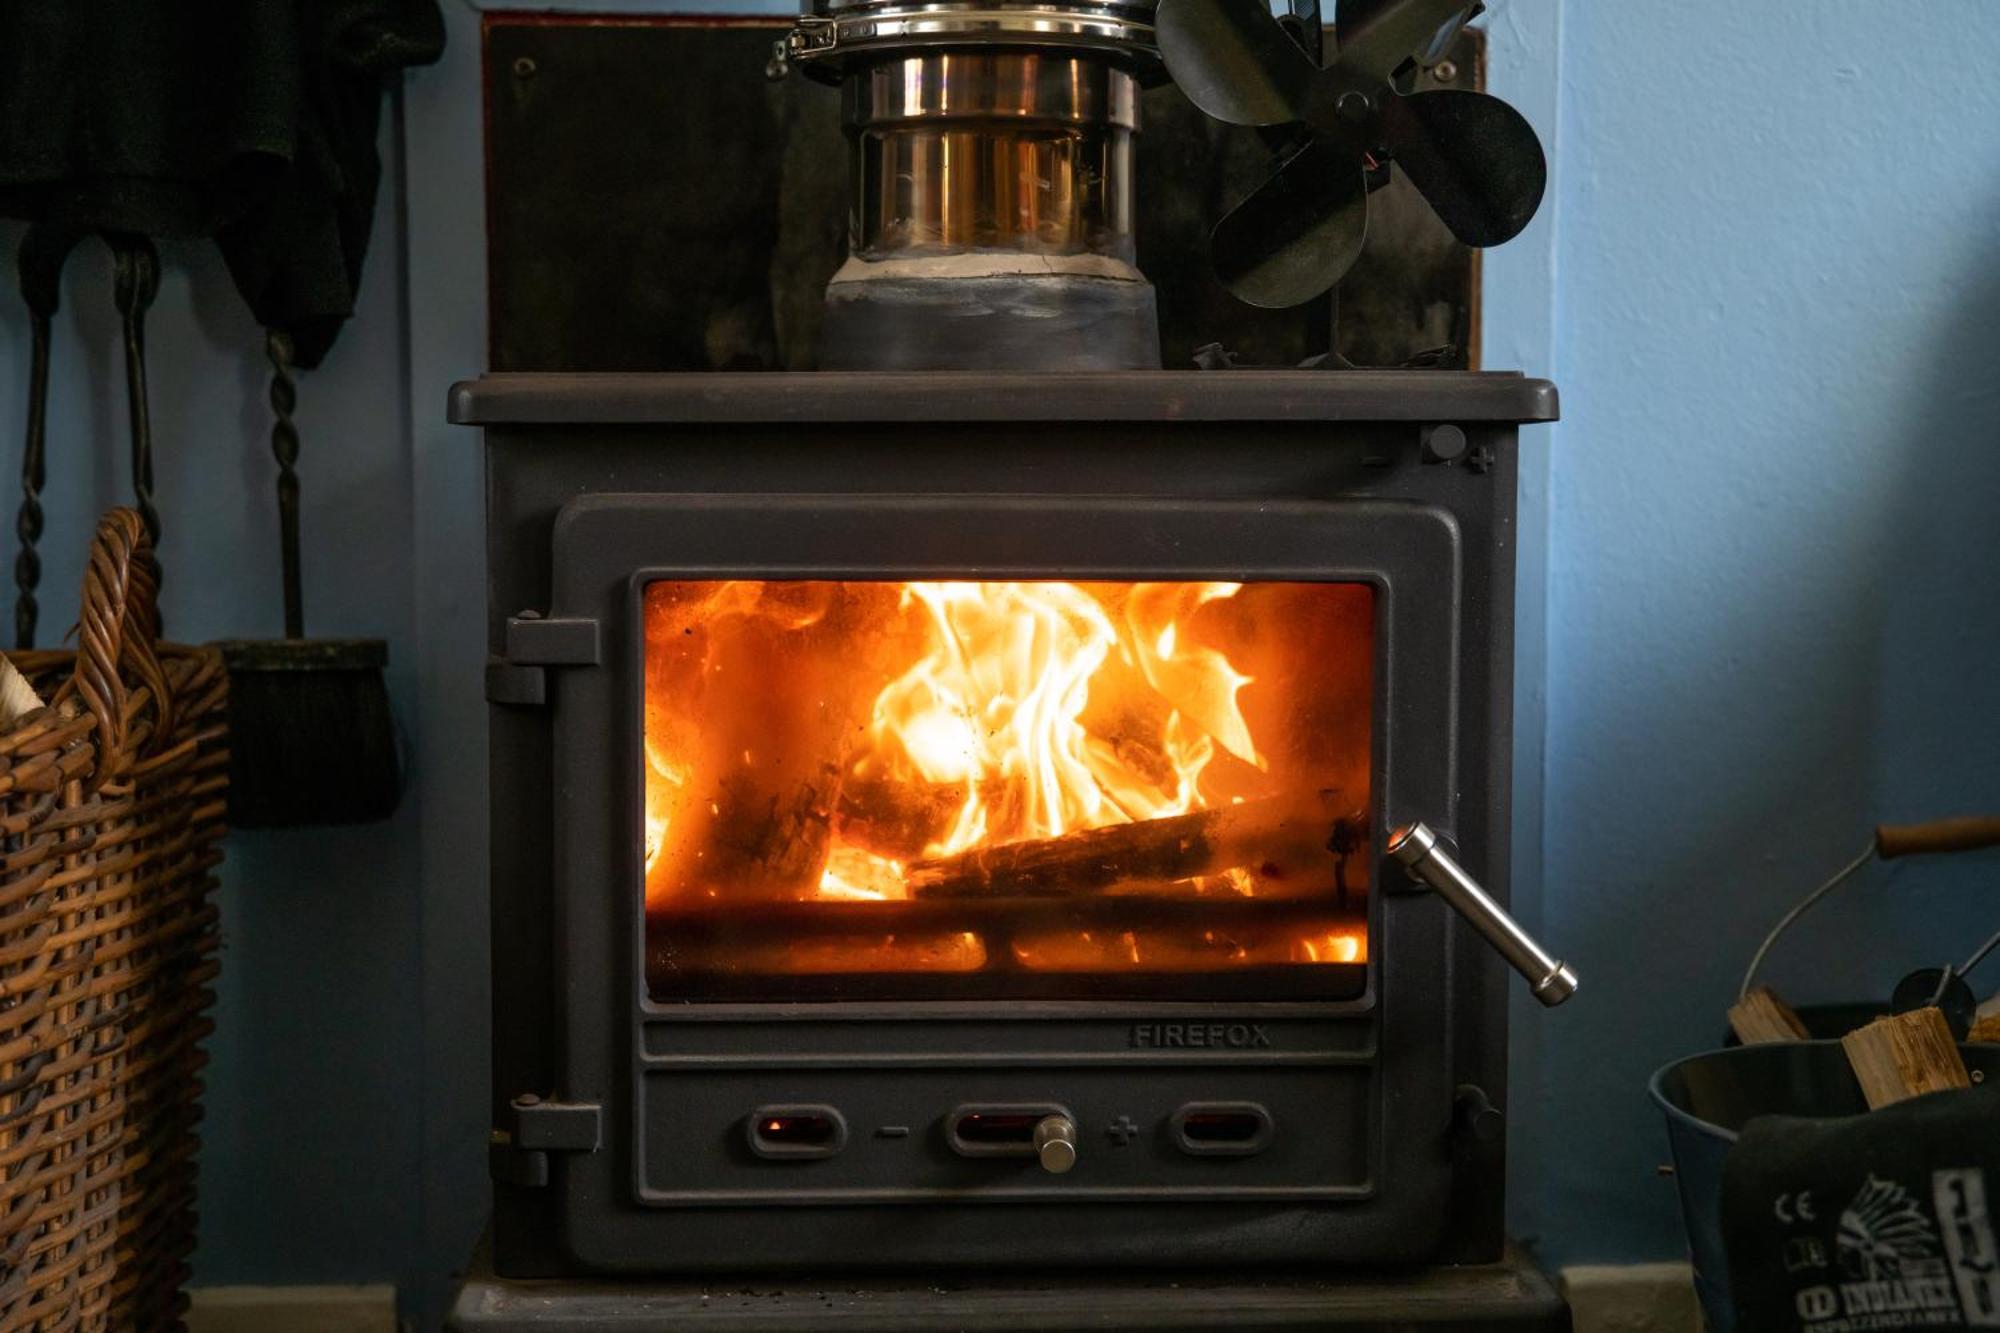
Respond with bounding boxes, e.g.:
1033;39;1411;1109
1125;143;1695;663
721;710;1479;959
1157;0;1320;127
1379;89;1546;247
1211;138;1370;307
1331;0;1480;90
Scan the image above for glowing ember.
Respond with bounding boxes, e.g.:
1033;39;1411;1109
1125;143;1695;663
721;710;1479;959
818;846;906;901
1297;932;1366;964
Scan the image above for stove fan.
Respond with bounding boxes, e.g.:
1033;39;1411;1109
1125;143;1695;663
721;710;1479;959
1156;0;1547;307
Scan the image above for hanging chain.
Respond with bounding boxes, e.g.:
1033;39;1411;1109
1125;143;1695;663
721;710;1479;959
13;225;78;650
109;235;162;589
267;330;304;639
15;306;51;650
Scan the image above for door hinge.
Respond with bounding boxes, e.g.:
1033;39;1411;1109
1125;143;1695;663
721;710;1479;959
505;614;600;666
486;658;546;707
490;1096;602;1188
487;613;601;707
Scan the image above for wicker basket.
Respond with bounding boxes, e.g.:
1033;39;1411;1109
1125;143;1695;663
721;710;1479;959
0;510;228;1332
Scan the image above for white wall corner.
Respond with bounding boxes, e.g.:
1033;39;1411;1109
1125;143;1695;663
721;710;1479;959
1561;1263;1703;1333
187;1285;399;1333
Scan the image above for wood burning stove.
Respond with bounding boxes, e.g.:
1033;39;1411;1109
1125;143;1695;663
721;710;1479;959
452;368;1562;1280
454;3;1572;1317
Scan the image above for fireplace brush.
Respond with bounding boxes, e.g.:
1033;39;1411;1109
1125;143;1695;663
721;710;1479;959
214;332;400;826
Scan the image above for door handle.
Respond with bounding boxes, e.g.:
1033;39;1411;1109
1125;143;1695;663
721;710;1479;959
1388;823;1577;1007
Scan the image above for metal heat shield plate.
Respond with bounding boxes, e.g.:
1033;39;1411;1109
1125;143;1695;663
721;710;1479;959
481;16;1483;372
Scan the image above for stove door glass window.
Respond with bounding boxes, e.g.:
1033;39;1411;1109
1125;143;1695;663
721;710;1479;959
644;580;1373;1001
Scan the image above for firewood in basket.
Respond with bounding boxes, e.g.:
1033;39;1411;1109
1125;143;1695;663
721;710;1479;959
1971;1003;2000;1045
1728;986;1811;1046
0;654;44;727
907;791;1348;899
1840;1007;1972;1110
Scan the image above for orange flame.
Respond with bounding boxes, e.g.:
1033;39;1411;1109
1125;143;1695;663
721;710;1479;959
852;581;1262;873
643;739;688;877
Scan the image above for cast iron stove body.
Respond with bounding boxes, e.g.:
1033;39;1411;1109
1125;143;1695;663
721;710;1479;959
457;368;1557;1277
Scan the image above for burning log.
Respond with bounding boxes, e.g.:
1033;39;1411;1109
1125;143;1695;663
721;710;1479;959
647;592;882;903
705;764;844;894
908;790;1350;899
835;774;965;861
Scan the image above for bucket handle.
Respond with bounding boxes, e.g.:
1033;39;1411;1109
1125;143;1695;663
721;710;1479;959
72;508;172;779
1742;816;2000;999
1876;817;2000;860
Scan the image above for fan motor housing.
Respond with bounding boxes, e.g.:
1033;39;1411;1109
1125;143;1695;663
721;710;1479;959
779;0;1166;370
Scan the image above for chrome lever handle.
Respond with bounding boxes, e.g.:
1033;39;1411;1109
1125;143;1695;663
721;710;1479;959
1388;823;1578;1008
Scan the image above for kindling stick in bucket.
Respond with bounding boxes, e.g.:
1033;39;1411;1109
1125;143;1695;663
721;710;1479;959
1840;1007;1972;1110
1727;987;1809;1046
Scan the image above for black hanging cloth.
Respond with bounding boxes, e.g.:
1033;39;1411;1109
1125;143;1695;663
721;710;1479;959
0;1;444;367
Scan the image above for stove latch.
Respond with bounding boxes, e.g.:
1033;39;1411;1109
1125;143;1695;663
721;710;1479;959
1388;823;1578;1008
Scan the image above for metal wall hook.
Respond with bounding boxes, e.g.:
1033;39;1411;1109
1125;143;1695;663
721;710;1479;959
107;233;163;566
13;222;88;650
10;227;167;648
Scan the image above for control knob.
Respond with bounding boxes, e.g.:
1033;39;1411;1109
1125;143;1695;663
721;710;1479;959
1033;1114;1078;1174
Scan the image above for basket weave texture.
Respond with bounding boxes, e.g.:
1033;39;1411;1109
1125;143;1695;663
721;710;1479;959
0;510;228;1332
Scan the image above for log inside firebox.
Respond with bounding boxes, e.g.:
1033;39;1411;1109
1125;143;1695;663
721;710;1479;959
907;791;1351;899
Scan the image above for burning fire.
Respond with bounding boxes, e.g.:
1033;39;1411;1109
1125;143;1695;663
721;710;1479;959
642;578;1371;977
850;580;1261;879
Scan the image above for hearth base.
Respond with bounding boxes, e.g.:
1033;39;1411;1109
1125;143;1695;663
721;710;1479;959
448;1233;1571;1332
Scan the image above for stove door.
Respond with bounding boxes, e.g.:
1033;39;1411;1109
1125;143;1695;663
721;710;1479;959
529;493;1477;1271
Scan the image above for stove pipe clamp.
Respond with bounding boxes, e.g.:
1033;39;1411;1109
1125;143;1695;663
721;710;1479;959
766;16;837;80
1388;823;1578;1008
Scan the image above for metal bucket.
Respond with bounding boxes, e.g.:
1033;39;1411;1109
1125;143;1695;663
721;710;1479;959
1650;1041;1999;1333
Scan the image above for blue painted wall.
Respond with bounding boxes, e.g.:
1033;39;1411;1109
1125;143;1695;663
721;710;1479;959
1506;0;2000;1265
3;0;1997;1319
